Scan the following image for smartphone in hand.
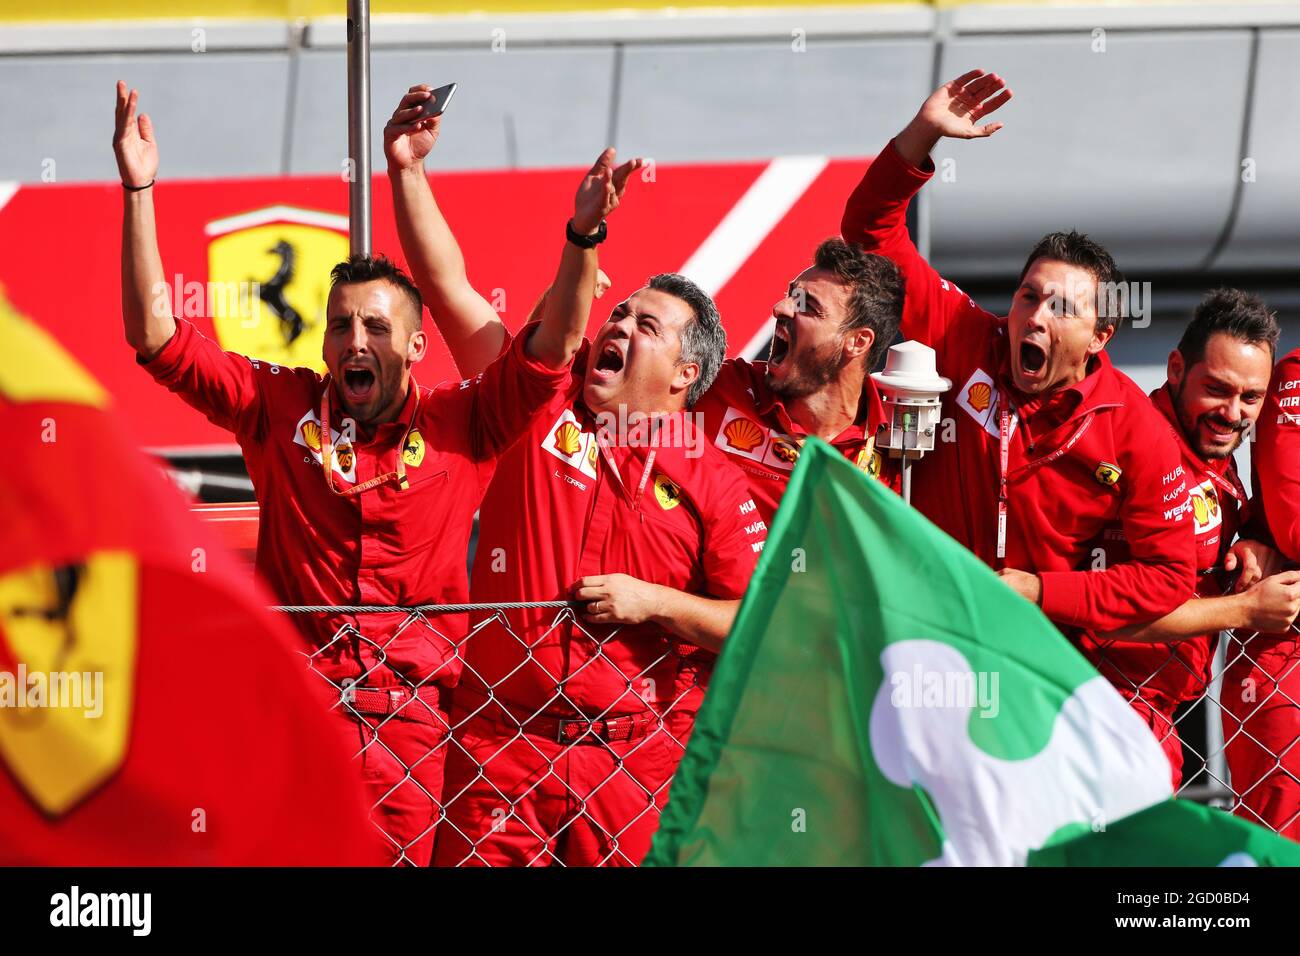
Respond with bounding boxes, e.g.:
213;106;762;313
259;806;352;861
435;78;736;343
417;83;457;120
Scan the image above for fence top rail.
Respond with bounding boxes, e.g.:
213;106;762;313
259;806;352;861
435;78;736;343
270;601;574;614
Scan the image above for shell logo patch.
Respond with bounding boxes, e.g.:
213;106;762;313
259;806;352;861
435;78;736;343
713;407;804;473
301;420;322;453
553;421;582;456
723;417;764;453
541;408;599;480
402;429;425;468
1094;462;1122;487
654;474;683;511
292;409;356;483
955;369;1012;440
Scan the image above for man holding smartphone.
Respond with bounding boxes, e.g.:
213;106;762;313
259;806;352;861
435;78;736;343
431;146;764;866
383;84;903;759
114;81;580;865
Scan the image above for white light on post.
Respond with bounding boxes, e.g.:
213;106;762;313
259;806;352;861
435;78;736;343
870;341;951;505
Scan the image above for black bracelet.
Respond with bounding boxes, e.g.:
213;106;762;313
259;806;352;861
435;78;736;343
566;218;607;248
122;180;155;192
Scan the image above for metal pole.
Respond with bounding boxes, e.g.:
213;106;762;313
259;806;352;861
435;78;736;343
346;0;372;255
901;456;912;506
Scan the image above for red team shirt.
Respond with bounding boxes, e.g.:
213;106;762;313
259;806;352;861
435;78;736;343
694;357;894;526
141;318;567;690
1223;346;1300;835
842;140;1196;632
1079;385;1246;711
1254;348;1300;562
466;325;766;722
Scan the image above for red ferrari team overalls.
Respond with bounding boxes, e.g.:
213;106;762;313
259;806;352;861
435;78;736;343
841;137;1197;634
1222;348;1300;838
1078;386;1243;789
438;326;766;866
141;317;567;863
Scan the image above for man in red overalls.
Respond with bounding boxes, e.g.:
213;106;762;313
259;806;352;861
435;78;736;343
420;148;765;866
1222;345;1300;837
116;82;571;864
1079;290;1300;789
382;87;899;764
842;70;1197;635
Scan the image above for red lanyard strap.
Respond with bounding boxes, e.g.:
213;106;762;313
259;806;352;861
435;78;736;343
596;425;659;513
1202;465;1246;505
318;381;417;497
996;393;1096;561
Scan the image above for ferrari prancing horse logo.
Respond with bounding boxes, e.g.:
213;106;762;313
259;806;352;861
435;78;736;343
0;553;137;816
654;475;682;511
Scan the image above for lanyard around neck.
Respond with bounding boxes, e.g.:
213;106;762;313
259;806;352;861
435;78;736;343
595;423;660;514
317;381;417;497
996;392;1096;561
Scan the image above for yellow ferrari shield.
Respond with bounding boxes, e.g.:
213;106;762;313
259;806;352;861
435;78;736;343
207;210;348;371
1095;462;1122;486
654;474;682;511
856;439;881;478
402;429;426;468
0;552;137;816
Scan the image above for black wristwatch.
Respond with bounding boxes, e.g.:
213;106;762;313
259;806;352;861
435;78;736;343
566;218;607;248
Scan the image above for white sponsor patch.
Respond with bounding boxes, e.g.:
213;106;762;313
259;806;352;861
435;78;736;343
1188;479;1223;536
714;406;771;463
955;368;1016;440
714;406;801;473
541;408;599;480
292;408;357;484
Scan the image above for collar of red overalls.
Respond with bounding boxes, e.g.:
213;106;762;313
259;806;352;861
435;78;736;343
753;366;885;445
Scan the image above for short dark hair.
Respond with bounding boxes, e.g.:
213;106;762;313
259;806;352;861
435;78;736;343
1019;230;1125;333
329;254;423;329
1177;287;1280;367
814;237;903;370
646;273;726;408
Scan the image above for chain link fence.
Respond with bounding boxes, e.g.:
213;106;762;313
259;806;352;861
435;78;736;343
273;603;1300;865
273;602;706;867
1083;619;1300;839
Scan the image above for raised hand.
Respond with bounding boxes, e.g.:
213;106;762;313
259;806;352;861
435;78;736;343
384;85;440;172
920;70;1012;139
896;70;1013;165
113;81;158;188
572;148;644;235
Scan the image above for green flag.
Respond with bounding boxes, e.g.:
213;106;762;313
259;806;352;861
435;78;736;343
646;438;1172;867
1028;799;1300;866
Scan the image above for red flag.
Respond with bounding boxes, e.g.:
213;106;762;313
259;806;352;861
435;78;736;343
0;301;381;865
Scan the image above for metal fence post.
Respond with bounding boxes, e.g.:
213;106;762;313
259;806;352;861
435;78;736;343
346;0;372;255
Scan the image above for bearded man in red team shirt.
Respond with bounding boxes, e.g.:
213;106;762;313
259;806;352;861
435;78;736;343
115;82;574;865
842;70;1196;634
1080;291;1300;789
1220;344;1300;837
